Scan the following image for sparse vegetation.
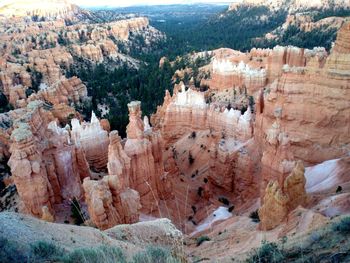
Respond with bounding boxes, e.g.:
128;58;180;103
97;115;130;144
245;217;350;262
70;197;84;225
228;206;235;213
30;69;43;92
0;238;183;263
196;236;211;247
249;210;260;223
332;217;350;234
190;131;196;139
30;241;64;262
0;237;29;262
246;241;285;263
197;187;203;197
188;152;195;165
132;246;180;263
218;197;230;206
336;185;343;193
63;245;126;263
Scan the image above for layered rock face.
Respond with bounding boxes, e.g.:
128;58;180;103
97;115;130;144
148;22;350;233
152;83;254;146
249;22;350;231
83;176;141;230
7;101;89;219
71;112;109;171
259;161;307;230
209;139;258;201
82;105;174;229
30;77;88;106
256;22;350;199
82;130;141;230
206;45;328;94
124;101;172;212
109;17;150;41
210;60;267;93
0;0;85;20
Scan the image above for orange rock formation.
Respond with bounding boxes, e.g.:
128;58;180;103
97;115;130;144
259;161;307;230
7;101;89;218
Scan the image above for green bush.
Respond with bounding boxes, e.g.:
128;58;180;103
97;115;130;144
332;217;350;234
30;241;64;261
62;245;126;263
132;246;179;263
246;241;285;263
0;237;28;263
196;236;210;247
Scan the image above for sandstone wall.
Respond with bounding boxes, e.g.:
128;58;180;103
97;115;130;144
152;83;254;146
71;112;109;171
7;101;89;219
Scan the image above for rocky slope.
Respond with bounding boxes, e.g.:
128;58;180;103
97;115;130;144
0;0;93;21
0;212;184;261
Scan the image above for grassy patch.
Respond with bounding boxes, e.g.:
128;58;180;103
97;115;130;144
62;245;126;263
30;241;64;261
246;241;285;263
0;237;28;263
132;246;180;263
332;217;350;234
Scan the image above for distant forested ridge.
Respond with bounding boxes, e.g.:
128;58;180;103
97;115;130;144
70;4;349;135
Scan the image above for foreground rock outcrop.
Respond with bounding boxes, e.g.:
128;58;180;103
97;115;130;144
0;211;184;261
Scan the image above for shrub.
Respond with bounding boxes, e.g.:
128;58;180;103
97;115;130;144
71;197;84;225
249;210;260;223
228;206;235;213
30;241;64;261
218;197;230;206
246;241;285;263
132;246;178;263
0;237;28;263
192;205;197;214
197;187;203;197
196;236;210;247
336;186;342;193
332;217;350;234
190;131;196;139
188;153;195;165
63;245;126;263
